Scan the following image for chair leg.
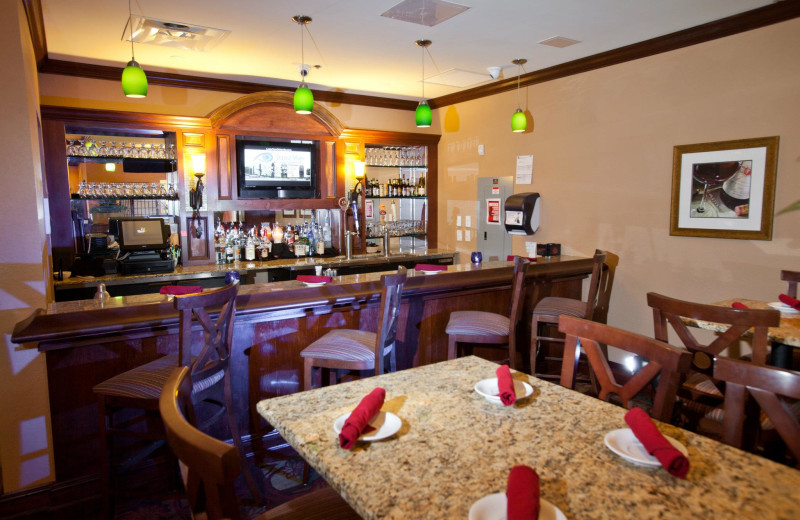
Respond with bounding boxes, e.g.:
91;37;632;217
447;334;457;360
223;374;265;506
530;317;541;377
389;344;397;373
304;358;314;391
97;397;115;520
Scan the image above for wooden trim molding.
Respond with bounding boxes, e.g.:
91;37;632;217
40;105;210;130
27;2;800;110
207;91;345;136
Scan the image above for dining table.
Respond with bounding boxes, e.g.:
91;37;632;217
681;298;800;369
256;355;800;520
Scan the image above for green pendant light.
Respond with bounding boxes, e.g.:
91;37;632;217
511;58;527;132
121;0;147;98
414;40;432;128
292;16;314;114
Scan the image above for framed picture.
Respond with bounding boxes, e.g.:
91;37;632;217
670;136;779;240
282;209;295;217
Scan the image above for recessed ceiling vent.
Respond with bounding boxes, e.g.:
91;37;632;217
123;15;230;52
538;36;581;49
381;0;470;27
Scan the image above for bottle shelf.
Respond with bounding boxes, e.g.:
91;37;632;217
365;164;427;169
365;196;427;200
71;194;179;201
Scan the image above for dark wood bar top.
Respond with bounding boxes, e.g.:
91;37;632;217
53;249;457;290
14;255;592;350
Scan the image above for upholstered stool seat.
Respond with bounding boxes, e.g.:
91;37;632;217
445;311;510;337
446;257;529;369
301;329;389;366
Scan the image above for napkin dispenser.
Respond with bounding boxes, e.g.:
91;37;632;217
504;193;540;235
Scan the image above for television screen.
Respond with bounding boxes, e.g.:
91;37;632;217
236;138;319;199
113;218;169;252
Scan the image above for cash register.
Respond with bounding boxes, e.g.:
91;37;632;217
112;217;176;275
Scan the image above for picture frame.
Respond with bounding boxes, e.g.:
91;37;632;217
282;209;295;217
670;136;779;240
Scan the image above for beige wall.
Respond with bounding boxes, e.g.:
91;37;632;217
437;18;800;337
0;3;54;492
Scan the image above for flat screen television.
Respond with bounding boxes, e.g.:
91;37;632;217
236;138;319;199
111;217;170;252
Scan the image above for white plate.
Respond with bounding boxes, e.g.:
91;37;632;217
333;411;401;442
420;269;444;274
768;302;800;314
468;493;566;520
474;378;533;404
604;428;688;467
302;281;327;287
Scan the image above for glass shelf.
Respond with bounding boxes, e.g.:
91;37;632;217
71;194;179;201
365;196;427;200
365;164;428;169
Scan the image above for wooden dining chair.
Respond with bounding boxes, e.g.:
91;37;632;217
530;250;607;380
714;357;800;467
300;267;407;390
445;256;530;369
160;366;361;520
558;315;692;422
93;280;261;518
646;292;781;432
781;269;800;298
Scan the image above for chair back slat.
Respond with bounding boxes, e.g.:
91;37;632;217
647;292;780;374
559;315;691;422
583;249;608;320
174;281;239;379
714;357;800;466
159;366;243;520
375;266;408;375
781;270;799;299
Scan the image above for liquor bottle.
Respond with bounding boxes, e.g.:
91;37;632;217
323;214;332;249
417;172;426;197
245;233;256;261
214;219;225;265
307;222;316;256
225;231;235;264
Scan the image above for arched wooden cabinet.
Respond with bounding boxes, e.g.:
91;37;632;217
41;93;440;270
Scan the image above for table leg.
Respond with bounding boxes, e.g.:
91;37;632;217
770;342;792;369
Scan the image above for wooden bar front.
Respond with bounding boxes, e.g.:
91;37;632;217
12;256;593;483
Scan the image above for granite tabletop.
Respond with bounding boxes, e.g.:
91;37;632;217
683;298;800;347
257;356;799;520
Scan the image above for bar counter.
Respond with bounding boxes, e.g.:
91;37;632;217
12;255;595;485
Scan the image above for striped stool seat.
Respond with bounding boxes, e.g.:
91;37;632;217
682;372;723;397
93;354;224;399
532;296;587;319
300;329;383;366
445;311;510;337
679;395;800;430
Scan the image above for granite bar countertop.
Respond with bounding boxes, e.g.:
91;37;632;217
257;356;800;520
54;248;456;289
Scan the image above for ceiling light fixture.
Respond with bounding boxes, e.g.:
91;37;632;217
511;58;527;133
415;39;432;128
293;15;313;114
121;0;148;98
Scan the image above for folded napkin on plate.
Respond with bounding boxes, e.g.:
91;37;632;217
506;465;540;520
624;407;689;478
496;364;516;406
159;286;203;295
731;301;749;309
297;275;332;283
778;293;800;310
414;264;447;272
339;387;386;450
506;255;537;262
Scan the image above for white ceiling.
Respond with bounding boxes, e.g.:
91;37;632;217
40;0;775;101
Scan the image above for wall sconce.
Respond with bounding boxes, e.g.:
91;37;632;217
189;153;206;239
354;160;366;181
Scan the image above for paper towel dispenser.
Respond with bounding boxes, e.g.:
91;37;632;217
504;192;540;235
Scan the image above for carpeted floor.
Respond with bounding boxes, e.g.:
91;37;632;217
114;434;324;519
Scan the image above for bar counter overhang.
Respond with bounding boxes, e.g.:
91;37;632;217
12;256;594;485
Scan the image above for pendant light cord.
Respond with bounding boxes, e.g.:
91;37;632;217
516;63;521;109
300;21;305;83
129;0;135;59
421;45;425;100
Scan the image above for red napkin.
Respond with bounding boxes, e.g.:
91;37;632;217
339;388;386;450
506;465;540;520
778;293;800;310
496;365;516;406
506;255;537;262
731;302;749;309
159;286;203;295
624;407;689;478
414;264;447;272
297;275;332;283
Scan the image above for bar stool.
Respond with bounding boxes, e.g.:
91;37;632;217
529;250;606;380
300;267;407;390
445;256;530;369
93;280;261;518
